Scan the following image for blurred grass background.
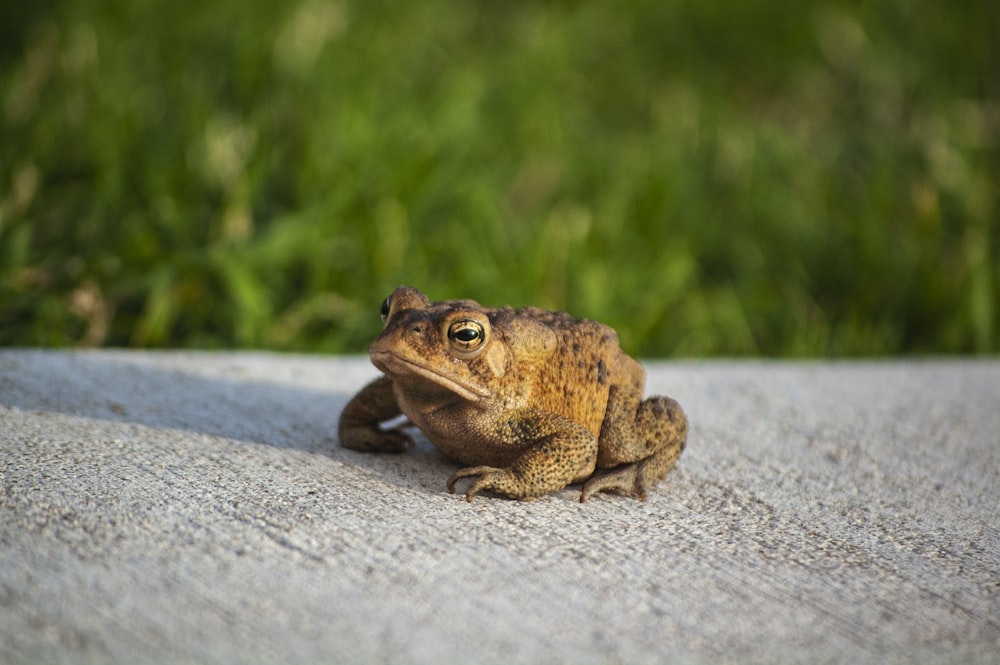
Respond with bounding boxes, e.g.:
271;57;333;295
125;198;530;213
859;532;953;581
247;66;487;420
1;0;997;356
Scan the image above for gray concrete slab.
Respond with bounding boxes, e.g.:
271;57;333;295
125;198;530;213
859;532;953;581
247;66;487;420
1;350;998;664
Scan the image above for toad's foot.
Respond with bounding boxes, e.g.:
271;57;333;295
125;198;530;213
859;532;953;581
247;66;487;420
579;444;681;502
447;466;528;502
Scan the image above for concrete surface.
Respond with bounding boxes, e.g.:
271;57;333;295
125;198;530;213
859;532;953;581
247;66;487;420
1;350;998;664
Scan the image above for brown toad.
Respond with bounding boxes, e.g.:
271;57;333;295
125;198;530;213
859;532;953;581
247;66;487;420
338;286;687;502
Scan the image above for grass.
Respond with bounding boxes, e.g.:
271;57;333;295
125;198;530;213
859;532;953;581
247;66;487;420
1;0;997;356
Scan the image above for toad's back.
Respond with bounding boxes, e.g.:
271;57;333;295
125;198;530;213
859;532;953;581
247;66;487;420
517;307;646;438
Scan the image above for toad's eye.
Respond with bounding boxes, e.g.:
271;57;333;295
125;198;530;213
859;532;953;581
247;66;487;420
380;296;392;322
447;320;485;350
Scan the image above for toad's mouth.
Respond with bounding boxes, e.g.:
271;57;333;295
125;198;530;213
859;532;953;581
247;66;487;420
370;351;490;402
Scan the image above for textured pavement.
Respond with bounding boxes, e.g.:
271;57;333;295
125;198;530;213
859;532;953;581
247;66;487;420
1;350;998;664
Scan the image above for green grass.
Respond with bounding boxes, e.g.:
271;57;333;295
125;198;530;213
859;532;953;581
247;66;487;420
1;0;997;356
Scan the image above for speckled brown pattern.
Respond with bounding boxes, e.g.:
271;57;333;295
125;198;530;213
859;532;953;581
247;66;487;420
338;286;688;501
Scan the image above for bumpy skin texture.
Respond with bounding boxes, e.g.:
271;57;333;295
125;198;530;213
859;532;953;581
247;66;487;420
338;286;688;502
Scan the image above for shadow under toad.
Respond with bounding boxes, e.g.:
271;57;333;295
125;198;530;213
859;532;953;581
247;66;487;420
0;350;452;493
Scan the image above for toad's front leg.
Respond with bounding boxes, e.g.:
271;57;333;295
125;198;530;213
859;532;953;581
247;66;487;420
338;376;414;453
446;410;598;501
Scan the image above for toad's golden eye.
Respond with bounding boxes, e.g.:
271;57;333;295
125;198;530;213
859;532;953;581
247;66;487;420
380;296;392;322
448;320;485;350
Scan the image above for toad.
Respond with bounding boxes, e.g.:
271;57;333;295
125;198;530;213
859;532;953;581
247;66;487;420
338;286;687;502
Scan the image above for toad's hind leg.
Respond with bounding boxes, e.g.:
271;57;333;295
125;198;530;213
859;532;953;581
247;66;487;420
580;390;687;502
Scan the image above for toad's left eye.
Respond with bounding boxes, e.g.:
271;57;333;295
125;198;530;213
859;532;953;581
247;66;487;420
448;320;485;350
380;296;392;322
